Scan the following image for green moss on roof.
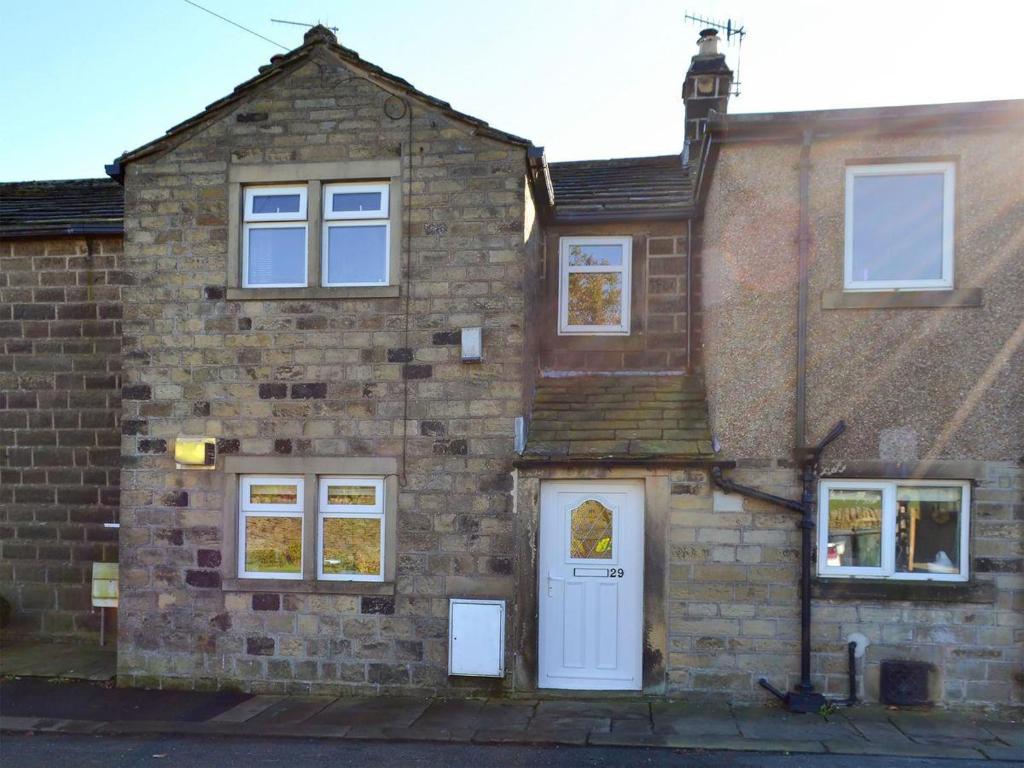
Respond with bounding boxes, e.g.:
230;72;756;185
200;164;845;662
521;374;714;462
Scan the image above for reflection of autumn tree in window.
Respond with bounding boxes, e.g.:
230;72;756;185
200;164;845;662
567;246;622;326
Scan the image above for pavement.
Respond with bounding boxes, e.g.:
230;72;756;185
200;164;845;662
1;678;1021;762
0;641;115;681
1;733;1005;768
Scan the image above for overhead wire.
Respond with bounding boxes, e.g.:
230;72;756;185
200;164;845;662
181;0;288;51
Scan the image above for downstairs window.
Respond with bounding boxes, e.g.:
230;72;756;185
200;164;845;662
818;479;970;582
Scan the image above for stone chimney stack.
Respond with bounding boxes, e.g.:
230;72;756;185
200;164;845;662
682;28;733;166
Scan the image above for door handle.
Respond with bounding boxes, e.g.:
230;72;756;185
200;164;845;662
547;572;564;597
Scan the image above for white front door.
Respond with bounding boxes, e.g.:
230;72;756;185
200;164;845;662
538;481;644;690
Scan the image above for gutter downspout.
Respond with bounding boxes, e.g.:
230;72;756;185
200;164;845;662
686;218;693;372
712;420;847;713
795;128;813;451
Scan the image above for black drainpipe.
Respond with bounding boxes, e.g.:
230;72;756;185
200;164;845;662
712;420;846;713
711;126;860;713
794;128;813;449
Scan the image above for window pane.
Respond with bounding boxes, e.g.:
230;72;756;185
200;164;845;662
826;489;883;568
249;483;298;506
896;486;962;574
851;173;945;282
325;225;387;284
247;227;305;285
244;516;302;573
331;191;383;213
567;243;624;267
567;272;623;326
570;499;613;559
251;194;301;215
326;484;376;506
322;517;382;575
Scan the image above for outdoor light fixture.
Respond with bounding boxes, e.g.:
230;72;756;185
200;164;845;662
174;436;217;469
461;327;482;362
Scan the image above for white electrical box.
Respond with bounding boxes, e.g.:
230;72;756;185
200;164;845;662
448;598;505;677
461;326;482;362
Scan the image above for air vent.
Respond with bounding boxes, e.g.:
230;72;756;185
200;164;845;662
880;660;932;706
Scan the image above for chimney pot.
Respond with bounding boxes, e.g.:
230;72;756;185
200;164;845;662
698;27;720;56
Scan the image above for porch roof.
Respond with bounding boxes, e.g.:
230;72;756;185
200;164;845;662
520;374;714;463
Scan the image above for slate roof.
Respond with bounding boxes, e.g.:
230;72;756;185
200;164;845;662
520;375;714;463
548;155;694;222
0;179;124;238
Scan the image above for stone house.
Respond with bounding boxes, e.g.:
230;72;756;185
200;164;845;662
1;26;1021;709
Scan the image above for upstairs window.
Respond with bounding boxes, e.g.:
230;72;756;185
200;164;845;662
322;183;390;286
818;479;969;582
558;236;631;335
242;186;308;288
844;162;955;291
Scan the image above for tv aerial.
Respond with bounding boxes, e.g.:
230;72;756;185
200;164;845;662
684;11;747;97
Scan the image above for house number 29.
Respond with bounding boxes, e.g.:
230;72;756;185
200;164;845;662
608;568;625;578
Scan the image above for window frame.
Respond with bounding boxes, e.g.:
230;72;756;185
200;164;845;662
843;161;956;292
558;235;632;336
817;478;970;583
237;475;305;580
323;182;390;220
243;185;308;222
319;185;391;290
317;476;386;582
241;220;310;289
222;457;398;593
227;162;403;298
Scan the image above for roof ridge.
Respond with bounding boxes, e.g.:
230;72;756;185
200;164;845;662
549;154;682;167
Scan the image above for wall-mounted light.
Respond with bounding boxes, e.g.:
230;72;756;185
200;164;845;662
174;436;217;470
461;327;482;363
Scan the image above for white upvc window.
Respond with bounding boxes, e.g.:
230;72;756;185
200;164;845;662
238;475;304;579
818;479;970;582
558;236;631;335
242;186;309;288
317;477;385;582
322;182;390;287
844;162;955;291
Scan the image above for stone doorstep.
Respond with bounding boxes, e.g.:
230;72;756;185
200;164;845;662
1;715;1018;761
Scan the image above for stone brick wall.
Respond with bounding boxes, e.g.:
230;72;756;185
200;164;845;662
117;53;531;692
538;222;693;372
0;234;123;640
666;464;1023;709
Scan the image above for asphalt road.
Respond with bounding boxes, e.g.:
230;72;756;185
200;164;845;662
0;733;996;767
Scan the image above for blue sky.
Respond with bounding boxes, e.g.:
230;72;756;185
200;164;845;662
1;0;1022;181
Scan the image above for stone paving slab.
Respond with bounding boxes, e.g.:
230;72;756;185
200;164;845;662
246;695;334;726
209;694;284;723
978;744;1024;761
0;642;116;682
820;738;987;760
535;699;650;720
651;701;741;737
733;706;860;741
309;696;429;728
985;722;1024;749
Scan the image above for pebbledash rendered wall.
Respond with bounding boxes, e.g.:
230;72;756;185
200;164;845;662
697;121;1024;709
116;51;534;692
0;234;124;640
